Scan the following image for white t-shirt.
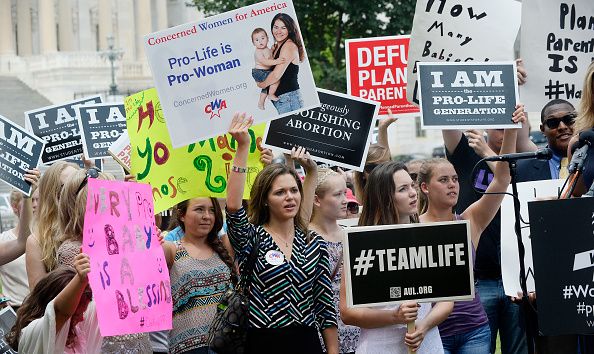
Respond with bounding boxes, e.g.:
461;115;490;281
0;229;29;306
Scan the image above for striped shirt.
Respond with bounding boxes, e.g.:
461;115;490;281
226;207;337;330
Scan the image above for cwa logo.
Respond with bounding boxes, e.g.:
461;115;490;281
204;98;227;119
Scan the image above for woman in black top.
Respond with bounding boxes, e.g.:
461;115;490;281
256;13;305;114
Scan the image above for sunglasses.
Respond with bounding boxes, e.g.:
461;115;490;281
76;167;100;195
347;202;359;214
544;113;576;129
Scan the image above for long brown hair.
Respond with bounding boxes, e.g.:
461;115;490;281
248;163;307;232
575;61;594;133
174;198;238;284
271;13;305;62
359;161;418;226
7;267;82;349
353;144;391;199
416;158;451;215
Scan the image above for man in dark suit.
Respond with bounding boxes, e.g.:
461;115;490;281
517;99;576;183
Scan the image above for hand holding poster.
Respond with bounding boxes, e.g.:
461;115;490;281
343;221;474;307
0;114;44;196
406;0;521;105
24;95;102;164
346;35;419;117
77;103;127;159
520;1;594;111
125;88;264;214
82;179;172;336
417;62;519;129
144;0;319;147
263;88;379;171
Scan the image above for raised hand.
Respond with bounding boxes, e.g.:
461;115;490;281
228;112;253;148
73;252;91;283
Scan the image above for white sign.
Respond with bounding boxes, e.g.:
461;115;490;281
406;0;521;105
501;179;564;297
520;1;594;112
144;0;320;148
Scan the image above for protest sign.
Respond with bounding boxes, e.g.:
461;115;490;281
0;114;44;196
500;179;564;297
263;88;379;171
417;62;519;129
108;131;132;173
345;35;419;117
529;197;594;335
406;0;521;105
0;307;17;353
343;221;474;307
77;103;127;159
520;1;594;111
143;0;319;147
24;95;102;164
82;179;172;336
65;156;103;171
125;88;264;214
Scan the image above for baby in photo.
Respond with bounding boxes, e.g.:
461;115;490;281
251;28;285;110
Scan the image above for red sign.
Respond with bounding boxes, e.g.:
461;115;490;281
346;35;419;117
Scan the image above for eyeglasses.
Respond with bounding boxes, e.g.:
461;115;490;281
544;113;576;129
347;202;359;214
76;168;100;195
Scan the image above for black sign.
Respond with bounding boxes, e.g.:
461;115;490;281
417;62;518;129
0;307;17;353
343;221;474;307
64;156;103;171
530;197;594;335
0;115;44;196
263;88;379;172
25;95;102;164
76;103;127;159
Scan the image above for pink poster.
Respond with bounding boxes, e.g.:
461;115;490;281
82;179;172;336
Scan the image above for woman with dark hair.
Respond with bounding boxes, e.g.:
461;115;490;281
7;253;100;353
161;197;236;354
256;13;306;114
340;161;453;354
225;113;338;354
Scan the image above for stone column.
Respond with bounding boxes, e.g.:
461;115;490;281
135;0;152;60
98;0;112;50
77;0;93;51
155;0;168;30
38;0;58;53
17;0;32;55
0;0;15;54
58;0;74;51
117;1;135;60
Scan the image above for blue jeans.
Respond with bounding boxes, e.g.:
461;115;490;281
476;278;528;354
272;89;304;114
442;323;491;354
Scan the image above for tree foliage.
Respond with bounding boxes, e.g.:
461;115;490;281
188;0;416;92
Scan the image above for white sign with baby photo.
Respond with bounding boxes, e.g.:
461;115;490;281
144;0;320;147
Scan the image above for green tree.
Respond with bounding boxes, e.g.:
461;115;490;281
189;0;416;92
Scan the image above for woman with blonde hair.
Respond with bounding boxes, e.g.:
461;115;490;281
26;161;78;289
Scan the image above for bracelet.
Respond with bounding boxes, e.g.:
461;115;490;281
232;165;247;173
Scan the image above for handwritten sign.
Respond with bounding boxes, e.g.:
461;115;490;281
143;0;319;147
520;1;594;111
24;95;102;163
406;0;521;105
125;88;264;214
346;35;419;117
82;179;172;336
77;103;127;159
0;114;44;196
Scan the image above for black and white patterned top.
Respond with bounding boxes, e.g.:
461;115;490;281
226;207;337;330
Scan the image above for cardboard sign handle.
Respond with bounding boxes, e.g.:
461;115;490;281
407;321;415;354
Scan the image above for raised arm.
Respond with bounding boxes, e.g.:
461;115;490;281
257;41;298;89
377;109;398;152
53;253;90;333
442;130;464;155
0;197;31;265
226;113;254;212
26;236;47;289
290;147;317;224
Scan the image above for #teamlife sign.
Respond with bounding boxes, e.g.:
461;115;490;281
144;0;319;148
417;62;519;130
529;198;594;335
82;179;172;336
25;95;102;164
0;115;44;196
76;103;127;159
263;88;379;171
345;35;419;117
343;221;474;308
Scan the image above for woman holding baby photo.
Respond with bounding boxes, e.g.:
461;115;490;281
256;13;305;114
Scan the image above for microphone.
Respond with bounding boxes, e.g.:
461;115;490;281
483;148;553;162
568;130;594;174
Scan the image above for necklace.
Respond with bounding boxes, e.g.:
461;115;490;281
267;227;293;248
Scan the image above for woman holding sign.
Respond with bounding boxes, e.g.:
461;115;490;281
256;13;305;114
340;161;453;354
416;107;525;354
226;113;338;354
